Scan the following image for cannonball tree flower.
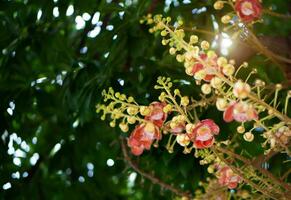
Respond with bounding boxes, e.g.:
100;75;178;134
217;166;242;189
235;0;262;23
223;101;258;123
188;119;220;149
186;52;220;82
145;102;167;127
127;122;161;156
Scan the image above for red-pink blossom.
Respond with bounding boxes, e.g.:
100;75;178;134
223;101;258;123
189;53;219;82
235;0;262;23
127;123;161;156
188;119;220;149
217;166;242;189
145;102;167;127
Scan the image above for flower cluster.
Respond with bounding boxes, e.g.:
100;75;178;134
97;3;291;197
217;166;242;189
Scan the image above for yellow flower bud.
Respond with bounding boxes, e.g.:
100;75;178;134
216;98;227;111
200;40;210;50
190;35;199;44
186;123;195;133
201;84;211;94
217;57;228;66
243;132;254;142
109;121;116;127
127;116;136;124
119;123;129;132
163;104;173;113
222;64;235;76
140;106;151;116
127;107;138;115
214;1;224;10
176;134;190;147
194;70;206;80
169;47;176;55
161;30;168;36
181;96;190;106
221;15;231;24
237;126;245;134
176;54;184;62
207;165;214;173
210;77;223;88
185;66;193;76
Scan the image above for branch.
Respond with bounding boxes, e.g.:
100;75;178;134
119;137;193;199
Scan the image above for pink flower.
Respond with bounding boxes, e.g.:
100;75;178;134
127;123;161;156
217;166;242;189
145;102;167;128
223;101;258;123
188;119;220;149
235;0;262;23
188;53;219;82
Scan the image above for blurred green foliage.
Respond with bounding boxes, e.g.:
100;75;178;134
0;0;290;199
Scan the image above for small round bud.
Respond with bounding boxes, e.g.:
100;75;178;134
169;47;176;55
194;70;206;80
237;126;245;134
201;84;211;94
210;77;223;88
161;39;168;45
255;79;263;87
217;57;228;66
186;123;195;133
185;66;194;76
128;96;134;102
163;104;173;113
221;15;231;24
161;30;168;36
176;134;190;147
207;166;214;173
190;35;199;44
140;106;151;116
181;96;190;106
176;54;184;62
222;64;235;76
127;107;138;115
201;41;210;50
268;109;274;115
174;89;180;95
119;123;129;132
127;116;136;124
243;132;254;142
214;1;224;10
216;98;228;111
275;84;282;90
110;121;116;127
